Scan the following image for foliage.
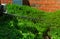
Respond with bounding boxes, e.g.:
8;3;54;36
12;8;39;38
0;4;60;39
0;4;47;39
44;11;60;39
6;4;45;18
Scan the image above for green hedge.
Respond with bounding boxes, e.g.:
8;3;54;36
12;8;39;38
0;4;60;39
0;4;48;39
46;11;60;39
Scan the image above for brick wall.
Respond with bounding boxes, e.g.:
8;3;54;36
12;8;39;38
1;0;60;12
1;0;12;4
28;0;60;12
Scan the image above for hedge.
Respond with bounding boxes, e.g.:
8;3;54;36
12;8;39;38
0;4;59;39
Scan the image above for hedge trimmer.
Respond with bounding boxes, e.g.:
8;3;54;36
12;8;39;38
0;0;7;15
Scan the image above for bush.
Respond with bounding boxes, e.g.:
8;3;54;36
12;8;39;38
1;4;60;39
0;4;48;39
6;4;45;18
43;11;60;39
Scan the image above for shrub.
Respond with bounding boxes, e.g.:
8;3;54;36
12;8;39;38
43;11;60;39
0;4;47;39
1;4;60;39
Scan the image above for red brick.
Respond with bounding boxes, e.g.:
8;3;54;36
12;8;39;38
1;0;12;4
27;0;60;12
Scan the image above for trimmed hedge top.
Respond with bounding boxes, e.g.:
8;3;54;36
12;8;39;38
0;4;60;39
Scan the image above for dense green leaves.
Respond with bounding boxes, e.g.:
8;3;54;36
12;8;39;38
6;4;45;18
0;4;60;39
0;4;46;39
44;11;60;39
